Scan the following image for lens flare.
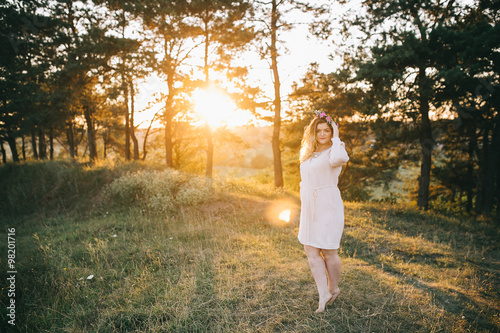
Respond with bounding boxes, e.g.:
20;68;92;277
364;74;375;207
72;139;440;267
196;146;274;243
278;209;291;223
265;199;297;227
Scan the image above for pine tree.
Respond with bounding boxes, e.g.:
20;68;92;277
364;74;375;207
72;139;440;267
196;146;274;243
251;0;330;188
139;0;198;168
431;2;500;216
188;0;254;180
344;0;468;209
286;63;407;200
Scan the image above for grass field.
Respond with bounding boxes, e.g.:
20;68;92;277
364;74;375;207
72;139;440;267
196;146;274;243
0;162;498;332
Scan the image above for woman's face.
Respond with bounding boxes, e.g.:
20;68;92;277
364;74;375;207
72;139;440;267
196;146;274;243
316;122;333;145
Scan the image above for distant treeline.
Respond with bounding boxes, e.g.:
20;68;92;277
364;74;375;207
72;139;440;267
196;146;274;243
0;1;498;217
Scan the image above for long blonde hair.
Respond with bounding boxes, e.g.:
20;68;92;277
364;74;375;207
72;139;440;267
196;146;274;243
299;117;333;163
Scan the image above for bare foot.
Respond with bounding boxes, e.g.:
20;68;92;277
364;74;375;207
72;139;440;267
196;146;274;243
315;292;333;313
315;288;340;313
328;288;340;305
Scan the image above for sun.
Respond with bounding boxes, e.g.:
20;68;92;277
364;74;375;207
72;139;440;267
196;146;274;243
192;86;251;127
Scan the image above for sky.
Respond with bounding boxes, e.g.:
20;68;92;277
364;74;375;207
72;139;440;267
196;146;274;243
129;0;479;128
132;1;349;128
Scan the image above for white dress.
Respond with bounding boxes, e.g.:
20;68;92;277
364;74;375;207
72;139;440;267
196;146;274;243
298;137;350;250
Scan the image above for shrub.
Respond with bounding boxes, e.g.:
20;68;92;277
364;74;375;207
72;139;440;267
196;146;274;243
103;169;211;214
0;160;127;216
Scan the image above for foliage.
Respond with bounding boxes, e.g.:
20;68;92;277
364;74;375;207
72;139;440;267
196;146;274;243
282;1;500;216
0;160;128;216
1;0;499;218
104;169;211;214
285;64;404;201
429;7;500;215
250;0;332;187
0;160;280;218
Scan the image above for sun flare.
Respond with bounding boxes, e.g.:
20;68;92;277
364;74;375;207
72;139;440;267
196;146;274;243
279;209;291;223
192;87;250;127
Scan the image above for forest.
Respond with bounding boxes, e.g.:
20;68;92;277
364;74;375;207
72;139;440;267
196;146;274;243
1;1;499;332
1;0;499;218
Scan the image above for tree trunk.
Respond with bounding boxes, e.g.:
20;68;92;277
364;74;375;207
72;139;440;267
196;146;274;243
203;19;214;180
83;104;98;162
164;72;175;168
475;126;488;214
466;122;476;212
496;157;500;220
6;135;19;162
487;116;500;215
31;129;38;159
477;117;500;215
103;131;108;159
129;79;139;160
66;121;76;159
142;129;150;161
49;127;54;160
21;135;26;160
164;108;174;168
119;12;131;162
270;0;284;188
38;128;47;160
124;80;131;161
142;111;159;161
417;67;432;210
0;140;6;163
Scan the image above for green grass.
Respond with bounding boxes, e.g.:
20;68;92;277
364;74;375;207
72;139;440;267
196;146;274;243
0;162;498;332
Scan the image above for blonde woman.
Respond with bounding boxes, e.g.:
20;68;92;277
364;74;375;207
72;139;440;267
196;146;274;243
298;111;349;313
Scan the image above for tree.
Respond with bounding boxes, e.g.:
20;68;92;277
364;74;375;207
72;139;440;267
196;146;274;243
252;0;330;188
346;0;467;209
99;1;145;161
286;63;407;200
0;0;56;162
49;0;126;162
189;0;254;180
431;2;500;216
140;0;201;168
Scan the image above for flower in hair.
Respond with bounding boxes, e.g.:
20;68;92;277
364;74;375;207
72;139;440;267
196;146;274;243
314;110;339;127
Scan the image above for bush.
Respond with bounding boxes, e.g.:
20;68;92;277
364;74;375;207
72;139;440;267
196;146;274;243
0;160;286;218
103;169;211;214
0;160;130;216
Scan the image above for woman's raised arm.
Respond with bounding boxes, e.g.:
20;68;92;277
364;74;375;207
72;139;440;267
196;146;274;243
329;136;349;167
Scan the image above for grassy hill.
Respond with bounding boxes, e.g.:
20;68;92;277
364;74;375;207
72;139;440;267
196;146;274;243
0;161;498;332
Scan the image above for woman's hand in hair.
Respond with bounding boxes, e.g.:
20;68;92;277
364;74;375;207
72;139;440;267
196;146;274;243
332;123;339;138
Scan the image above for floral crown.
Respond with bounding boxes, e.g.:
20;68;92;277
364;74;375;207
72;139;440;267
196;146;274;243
314;110;338;127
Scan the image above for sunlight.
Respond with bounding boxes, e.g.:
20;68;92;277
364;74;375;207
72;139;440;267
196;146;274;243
134;74;164;129
265;199;297;227
278;209;291;223
192;86;247;127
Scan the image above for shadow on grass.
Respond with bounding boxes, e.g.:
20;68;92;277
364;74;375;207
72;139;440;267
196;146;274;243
342;203;500;332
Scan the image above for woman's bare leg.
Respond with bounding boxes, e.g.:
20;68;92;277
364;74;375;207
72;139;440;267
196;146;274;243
321;249;341;300
304;245;333;313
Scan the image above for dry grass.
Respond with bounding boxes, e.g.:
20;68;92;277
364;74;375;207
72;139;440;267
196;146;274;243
0;163;498;332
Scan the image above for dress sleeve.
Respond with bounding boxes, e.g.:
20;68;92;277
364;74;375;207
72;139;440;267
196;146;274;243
329;137;349;167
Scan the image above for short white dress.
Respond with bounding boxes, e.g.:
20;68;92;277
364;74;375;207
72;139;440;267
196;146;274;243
298;137;349;250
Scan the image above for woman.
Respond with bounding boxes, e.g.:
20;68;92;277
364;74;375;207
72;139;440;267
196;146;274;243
298;111;349;313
